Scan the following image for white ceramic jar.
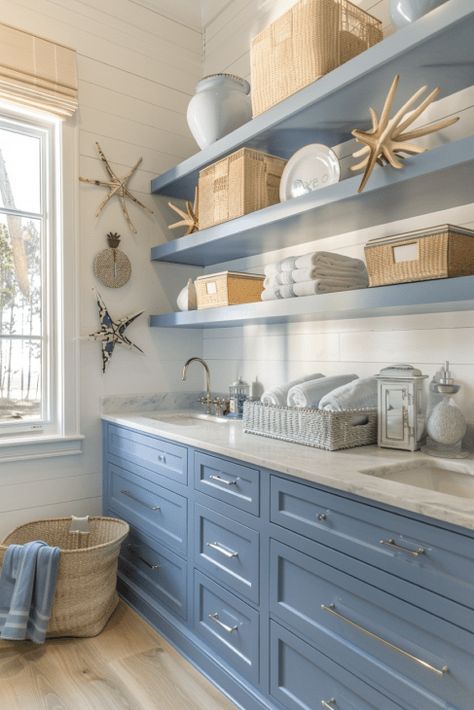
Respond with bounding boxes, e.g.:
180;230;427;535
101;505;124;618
186;74;251;150
389;0;447;28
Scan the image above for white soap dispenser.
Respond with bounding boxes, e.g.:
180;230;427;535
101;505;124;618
423;362;468;459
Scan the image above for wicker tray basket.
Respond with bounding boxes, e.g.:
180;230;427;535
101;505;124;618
198;147;286;230
243;400;377;451
0;516;129;638
365;224;474;287
250;0;382;116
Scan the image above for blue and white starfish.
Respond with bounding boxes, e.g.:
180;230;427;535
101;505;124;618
89;291;144;373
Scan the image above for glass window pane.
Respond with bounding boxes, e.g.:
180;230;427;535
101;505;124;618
0;215;41;337
0;337;42;423
0;126;41;214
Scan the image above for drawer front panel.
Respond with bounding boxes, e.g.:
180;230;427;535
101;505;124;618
108;463;187;556
270;621;403;710
107;424;187;485
194;504;259;604
271;475;474;609
193;571;259;684
270;539;474;710
119;527;186;619
194;451;259;515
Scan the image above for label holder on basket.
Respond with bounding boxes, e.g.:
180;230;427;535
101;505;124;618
69;515;90;536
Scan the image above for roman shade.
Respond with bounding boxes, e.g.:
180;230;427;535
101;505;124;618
0;22;78;118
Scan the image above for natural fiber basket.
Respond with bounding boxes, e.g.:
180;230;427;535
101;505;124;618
365;224;474;287
195;271;264;309
250;0;382;116
243;400;377;450
0;516;129;637
198;148;286;229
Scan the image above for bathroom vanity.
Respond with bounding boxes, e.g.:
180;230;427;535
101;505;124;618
102;412;474;709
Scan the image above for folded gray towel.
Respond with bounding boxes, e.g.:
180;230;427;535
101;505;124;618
319;376;378;411
295;251;366;272
292;266;369;284
261;373;325;406
287;374;358;408
292;280;367;297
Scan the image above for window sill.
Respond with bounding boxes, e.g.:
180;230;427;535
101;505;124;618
0;434;84;463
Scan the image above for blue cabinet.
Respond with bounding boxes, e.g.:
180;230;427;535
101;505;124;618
103;421;474;710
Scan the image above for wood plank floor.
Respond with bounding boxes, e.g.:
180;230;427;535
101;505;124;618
0;601;237;709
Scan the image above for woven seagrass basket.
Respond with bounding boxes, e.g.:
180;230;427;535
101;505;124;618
198;148;286;229
243;400;377;450
0;516;129;637
250;0;382;116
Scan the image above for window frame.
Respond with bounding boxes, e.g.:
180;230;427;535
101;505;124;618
0;102;82;460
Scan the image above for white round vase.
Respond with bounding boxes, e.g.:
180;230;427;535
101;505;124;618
389;0;447;28
187;74;251;150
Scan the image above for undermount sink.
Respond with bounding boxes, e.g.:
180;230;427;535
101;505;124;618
147;412;232;426
360;459;474;499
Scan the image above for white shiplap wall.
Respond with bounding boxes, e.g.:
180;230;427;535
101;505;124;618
0;0;204;537
201;0;474;441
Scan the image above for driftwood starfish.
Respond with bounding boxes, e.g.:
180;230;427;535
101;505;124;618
80;142;153;233
89;291;144;373
351;75;460;192
168;187;199;235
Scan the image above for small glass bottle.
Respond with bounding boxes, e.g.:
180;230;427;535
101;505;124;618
228;377;249;419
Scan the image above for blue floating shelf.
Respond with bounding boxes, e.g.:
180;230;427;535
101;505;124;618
150;1;474;200
150;137;474;267
149;276;474;329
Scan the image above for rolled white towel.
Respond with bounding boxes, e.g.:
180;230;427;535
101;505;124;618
292;266;369;284
287;374;358;408
280;256;297;272
277;271;295;285
264;274;280;289
295;251;366;272
261;373;325;406
279;284;296;298
292;280;367;297
261;287;282;301
319;377;378;411
264;263;280;277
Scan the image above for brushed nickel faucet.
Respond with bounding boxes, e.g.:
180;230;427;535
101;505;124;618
182;357;212;414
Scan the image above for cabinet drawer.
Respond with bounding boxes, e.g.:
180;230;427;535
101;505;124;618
194;451;259;516
194;504;259;604
270;621;403;710
119;527;186;620
270;539;474;710
107;424;187;485
193;571;259;684
107;463;187;556
271;475;474;610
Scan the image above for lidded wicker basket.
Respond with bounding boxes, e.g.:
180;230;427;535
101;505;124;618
0;516;129;638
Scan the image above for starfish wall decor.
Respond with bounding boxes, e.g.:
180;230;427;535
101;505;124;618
351;75;460;192
89;291;144;373
80;142;153;233
168;187;199;235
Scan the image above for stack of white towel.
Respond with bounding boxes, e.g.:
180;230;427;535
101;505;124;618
261;373;378;410
261;251;369;301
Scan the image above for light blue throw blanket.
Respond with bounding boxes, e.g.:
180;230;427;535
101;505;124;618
0;540;60;644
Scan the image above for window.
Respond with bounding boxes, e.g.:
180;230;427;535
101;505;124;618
0;106;81;458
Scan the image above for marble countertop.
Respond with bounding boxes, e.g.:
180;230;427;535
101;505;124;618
102;410;474;532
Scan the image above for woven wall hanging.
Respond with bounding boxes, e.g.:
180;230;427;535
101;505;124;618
94;232;131;288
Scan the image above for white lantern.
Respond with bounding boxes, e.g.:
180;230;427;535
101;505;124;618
375;364;428;451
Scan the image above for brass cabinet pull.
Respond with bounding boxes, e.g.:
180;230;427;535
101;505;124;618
127;544;160;570
206;541;239;558
209;474;239;486
379;538;425;557
321;700;336;709
120;489;160;511
208;612;238;634
321;603;448;677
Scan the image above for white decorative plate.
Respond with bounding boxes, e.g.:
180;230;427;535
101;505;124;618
279;144;341;202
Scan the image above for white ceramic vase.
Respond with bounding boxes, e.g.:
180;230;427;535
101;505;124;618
389;0;447;28
177;278;197;311
187;74;251;150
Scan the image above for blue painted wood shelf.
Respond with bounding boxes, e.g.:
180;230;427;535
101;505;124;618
149;275;474;329
150;137;474;267
150;1;474;200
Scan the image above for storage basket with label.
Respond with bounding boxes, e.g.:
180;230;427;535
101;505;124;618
365;224;474;287
195;271;264;309
250;0;382;117
198;148;286;230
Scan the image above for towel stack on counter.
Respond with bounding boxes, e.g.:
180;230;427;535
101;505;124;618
261;251;369;301
261;373;378;410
